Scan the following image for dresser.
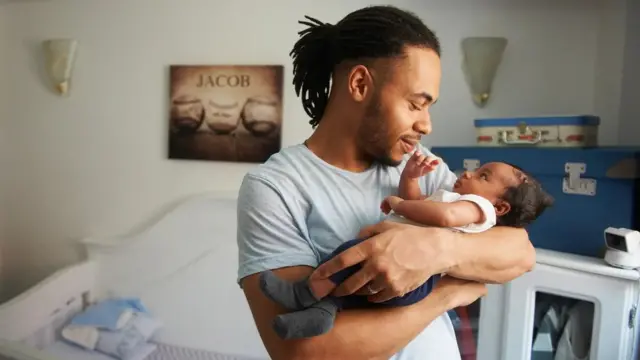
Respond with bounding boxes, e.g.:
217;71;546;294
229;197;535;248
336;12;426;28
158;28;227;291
451;248;640;360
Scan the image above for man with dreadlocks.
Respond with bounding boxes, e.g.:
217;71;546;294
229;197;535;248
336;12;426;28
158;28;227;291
237;5;535;360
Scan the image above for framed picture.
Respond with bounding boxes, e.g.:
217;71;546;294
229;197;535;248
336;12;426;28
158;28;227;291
168;65;284;163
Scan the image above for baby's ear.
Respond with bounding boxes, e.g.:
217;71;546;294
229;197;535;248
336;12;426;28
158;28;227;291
494;199;511;217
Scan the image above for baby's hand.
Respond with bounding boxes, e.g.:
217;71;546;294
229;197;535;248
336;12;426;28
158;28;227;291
402;150;440;179
380;196;403;214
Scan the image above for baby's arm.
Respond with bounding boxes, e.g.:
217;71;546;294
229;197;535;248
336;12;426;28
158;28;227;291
384;196;485;228
399;176;423;201
399;151;440;200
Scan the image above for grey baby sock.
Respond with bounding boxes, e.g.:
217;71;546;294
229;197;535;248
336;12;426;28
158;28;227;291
273;299;339;339
259;270;321;311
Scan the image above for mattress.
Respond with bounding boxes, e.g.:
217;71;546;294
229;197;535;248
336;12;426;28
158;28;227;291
149;343;265;360
41;341;266;360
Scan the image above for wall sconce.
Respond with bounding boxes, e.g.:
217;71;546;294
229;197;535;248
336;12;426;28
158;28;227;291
42;38;78;96
461;37;508;108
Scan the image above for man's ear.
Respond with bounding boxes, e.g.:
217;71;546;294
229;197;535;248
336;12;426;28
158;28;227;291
347;65;373;102
494;200;511;217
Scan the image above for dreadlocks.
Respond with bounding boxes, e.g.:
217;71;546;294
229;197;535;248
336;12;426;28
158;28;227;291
290;5;441;128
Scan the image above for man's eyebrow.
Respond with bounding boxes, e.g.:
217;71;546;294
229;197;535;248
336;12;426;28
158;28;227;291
411;92;436;104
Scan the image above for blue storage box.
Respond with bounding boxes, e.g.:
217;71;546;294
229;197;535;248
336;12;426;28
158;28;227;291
430;146;640;258
474;115;600;147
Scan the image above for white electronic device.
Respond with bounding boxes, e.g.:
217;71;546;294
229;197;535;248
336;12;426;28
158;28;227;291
603;227;640;269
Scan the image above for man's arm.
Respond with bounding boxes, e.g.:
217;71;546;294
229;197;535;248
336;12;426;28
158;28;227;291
241;266;452;360
443;226;535;284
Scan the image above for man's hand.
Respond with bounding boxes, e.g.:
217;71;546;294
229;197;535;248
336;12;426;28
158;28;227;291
308;220;456;303
402;150;440;179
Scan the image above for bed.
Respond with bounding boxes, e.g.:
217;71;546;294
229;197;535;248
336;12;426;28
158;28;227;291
0;192;269;360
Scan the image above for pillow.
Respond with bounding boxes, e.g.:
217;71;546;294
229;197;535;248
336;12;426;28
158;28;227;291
61;301;163;360
95;312;162;360
70;298;148;331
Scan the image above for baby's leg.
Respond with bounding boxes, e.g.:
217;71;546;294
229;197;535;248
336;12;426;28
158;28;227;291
377;274;442;307
324;238;367;285
260;238;367;310
273;299;339;339
259;271;320;311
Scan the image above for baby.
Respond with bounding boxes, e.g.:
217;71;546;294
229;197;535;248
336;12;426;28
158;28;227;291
259;150;554;340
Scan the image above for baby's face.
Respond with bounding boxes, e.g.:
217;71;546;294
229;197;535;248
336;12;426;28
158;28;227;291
453;162;522;204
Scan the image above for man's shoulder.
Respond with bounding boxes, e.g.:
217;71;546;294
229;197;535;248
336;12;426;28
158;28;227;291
240;144;312;203
244;144;308;183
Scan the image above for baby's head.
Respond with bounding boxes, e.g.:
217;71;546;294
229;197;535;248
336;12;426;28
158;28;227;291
453;162;554;227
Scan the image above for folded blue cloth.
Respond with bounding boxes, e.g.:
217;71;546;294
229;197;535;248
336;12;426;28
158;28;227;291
71;298;149;331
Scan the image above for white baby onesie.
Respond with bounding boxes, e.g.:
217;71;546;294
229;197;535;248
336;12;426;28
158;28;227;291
388;188;497;233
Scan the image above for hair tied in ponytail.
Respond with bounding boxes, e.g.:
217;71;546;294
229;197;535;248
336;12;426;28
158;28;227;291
291;15;342;128
297;15;334;34
297;16;340;60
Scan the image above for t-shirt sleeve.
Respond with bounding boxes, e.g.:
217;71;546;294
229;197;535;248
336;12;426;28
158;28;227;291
236;173;319;286
451;194;497;233
419;145;458;194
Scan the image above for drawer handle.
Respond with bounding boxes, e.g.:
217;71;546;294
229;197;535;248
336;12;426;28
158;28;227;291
499;129;542;145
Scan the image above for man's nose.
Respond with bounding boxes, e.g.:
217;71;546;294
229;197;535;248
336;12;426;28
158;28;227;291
462;171;472;179
414;112;432;135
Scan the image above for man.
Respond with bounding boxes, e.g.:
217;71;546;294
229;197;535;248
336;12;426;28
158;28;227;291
236;5;535;360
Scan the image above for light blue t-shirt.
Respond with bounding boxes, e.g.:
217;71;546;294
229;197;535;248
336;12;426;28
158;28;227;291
236;143;461;360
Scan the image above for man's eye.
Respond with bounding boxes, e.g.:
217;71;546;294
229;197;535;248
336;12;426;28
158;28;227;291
480;174;488;180
409;103;420;111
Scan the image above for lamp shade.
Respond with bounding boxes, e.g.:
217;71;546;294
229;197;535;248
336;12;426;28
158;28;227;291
42;38;78;95
461;37;507;107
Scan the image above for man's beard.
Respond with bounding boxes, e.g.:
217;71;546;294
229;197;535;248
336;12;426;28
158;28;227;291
357;99;401;167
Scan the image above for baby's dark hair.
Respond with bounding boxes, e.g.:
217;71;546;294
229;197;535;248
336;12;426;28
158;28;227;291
497;163;555;228
290;5;441;128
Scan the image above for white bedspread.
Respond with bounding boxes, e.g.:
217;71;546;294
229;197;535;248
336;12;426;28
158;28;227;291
149;343;266;360
107;241;264;357
42;341;267;360
89;196;267;358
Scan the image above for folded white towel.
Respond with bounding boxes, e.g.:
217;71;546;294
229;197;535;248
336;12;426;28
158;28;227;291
61;325;99;350
62;309;134;349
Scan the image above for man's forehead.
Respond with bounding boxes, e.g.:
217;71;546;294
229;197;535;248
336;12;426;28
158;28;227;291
398;47;441;98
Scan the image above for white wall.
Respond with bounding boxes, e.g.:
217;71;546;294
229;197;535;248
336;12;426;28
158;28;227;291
593;0;627;147
0;0;621;297
618;0;639;145
593;0;639;147
0;5;7;297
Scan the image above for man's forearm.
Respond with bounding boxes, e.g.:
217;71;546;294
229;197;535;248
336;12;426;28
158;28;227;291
297;292;450;360
444;226;535;284
243;267;452;360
